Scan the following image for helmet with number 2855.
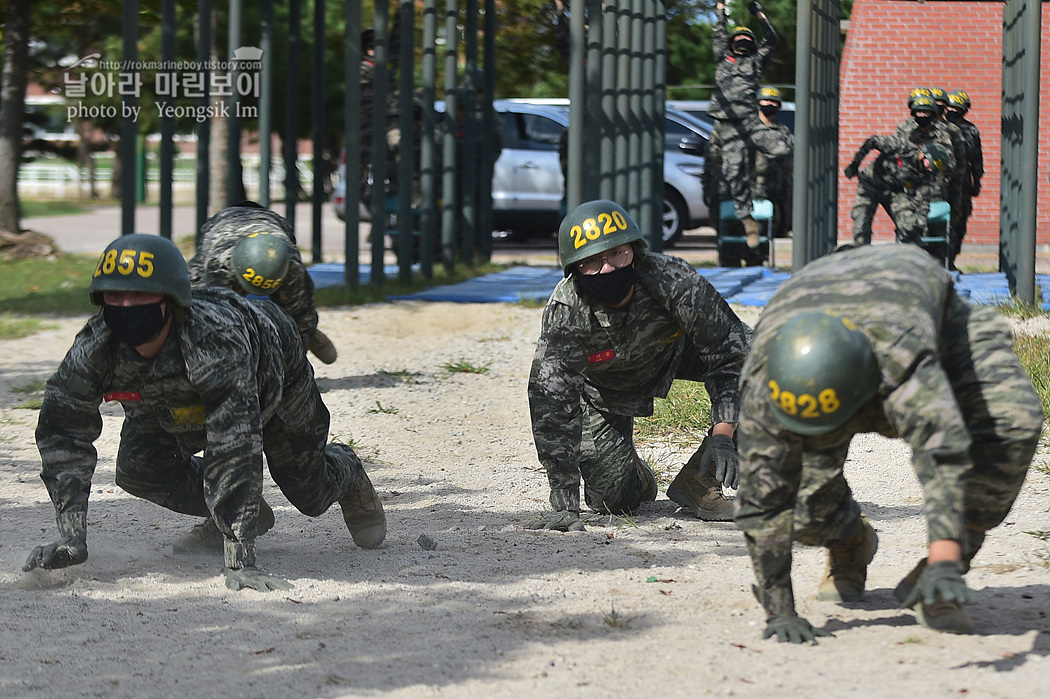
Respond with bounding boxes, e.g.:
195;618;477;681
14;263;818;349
558;199;645;277
765;311;880;436
89;233;192;308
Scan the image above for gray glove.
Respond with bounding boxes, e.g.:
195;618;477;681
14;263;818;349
23;536;88;571
900;560;973;609
223;566;295;592
699;433;740;489
748;1;763;15
762;614;832;644
524;510;585;532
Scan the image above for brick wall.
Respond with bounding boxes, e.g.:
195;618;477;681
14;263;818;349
839;0;1050;247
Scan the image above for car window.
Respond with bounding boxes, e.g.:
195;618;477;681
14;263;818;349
521;114;565;151
498;111;523;149
664;118;694;151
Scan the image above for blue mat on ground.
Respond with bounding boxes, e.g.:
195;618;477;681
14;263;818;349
307;263;1045;308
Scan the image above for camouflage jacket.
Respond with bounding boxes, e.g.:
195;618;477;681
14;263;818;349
735;245;983;616
36;288;314;558
708;13;778;122
187;205;319;339
854;133;934;195
954;116;984;193
896;118;965;196
529;252;748;511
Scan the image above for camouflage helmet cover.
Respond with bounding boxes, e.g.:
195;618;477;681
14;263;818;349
89;233;192;308
558;200;645;276
758;86;782;105
231;232;291;296
765;311;880;436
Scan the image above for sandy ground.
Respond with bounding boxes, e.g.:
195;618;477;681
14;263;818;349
1;301;1049;699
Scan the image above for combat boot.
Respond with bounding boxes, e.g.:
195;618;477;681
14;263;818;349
666;461;734;522
308;330;338;365
741;215;761;249
816;517;879;602
339;474;387;548
636;457;658;503
173;498;276;554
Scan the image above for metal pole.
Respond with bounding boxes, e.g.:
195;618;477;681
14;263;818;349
792;0;812;270
478;0;497;261
1017;0;1041;302
344;0;362;288
420;0;439;278
461;0;479;265
159;0;175;239
120;0;137;235
628;0;642;223
441;0;459;272
567;0;586;212
195;0;212;242
600;4;616;200
370;0;390;286
284;0;301;228
259;0;274;207
585;0;604;203
227;0;243;207
397;1;416;280
311;0;325;263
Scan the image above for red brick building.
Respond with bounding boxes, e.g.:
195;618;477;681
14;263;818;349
839;0;1050;248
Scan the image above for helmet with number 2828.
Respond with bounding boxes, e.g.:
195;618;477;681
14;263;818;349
89;233;192;308
765;311;881;435
558;200;645;277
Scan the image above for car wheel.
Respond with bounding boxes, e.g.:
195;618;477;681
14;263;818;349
662;188;686;248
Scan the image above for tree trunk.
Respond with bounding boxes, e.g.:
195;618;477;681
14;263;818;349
0;0;31;234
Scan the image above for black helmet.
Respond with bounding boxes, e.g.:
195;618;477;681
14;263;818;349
948;90;970;112
758;86;782;106
90;234;192;308
558;200;645;277
765;311;880;435
731;26;756;42
908;94;938;115
921;143;950;173
230;232;290;295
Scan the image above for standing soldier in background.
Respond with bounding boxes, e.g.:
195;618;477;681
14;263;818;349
752;86;794;240
24;235;386;592
945;90;984;271
735;244;1042;643
844;134;949;247
188;201;338;364
709;1;792;249
526;200;748;532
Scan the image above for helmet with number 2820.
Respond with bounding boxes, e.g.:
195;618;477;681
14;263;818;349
765;311;880;436
558;200;645;277
89;233;192;308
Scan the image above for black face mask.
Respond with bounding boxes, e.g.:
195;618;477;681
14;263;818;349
913;114;934;129
760;104;780;117
577;265;638;307
945;110;962;123
732;40;756;56
103;301;169;347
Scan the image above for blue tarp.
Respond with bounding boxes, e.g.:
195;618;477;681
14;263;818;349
307;263;1046;308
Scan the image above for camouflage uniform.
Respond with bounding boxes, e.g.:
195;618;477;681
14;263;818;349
896;118;966;259
188;204;321;348
529;252;749;514
948;114;984;265
848;133;936;245
734;245;1043;618
752;119;793;238
35;287;371;572
709;13;792;220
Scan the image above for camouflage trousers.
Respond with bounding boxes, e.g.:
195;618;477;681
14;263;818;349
578;392;651;515
850;178;930;245
741;302;1041;554
713;116;793;220
114;390;368;538
949;193;974;263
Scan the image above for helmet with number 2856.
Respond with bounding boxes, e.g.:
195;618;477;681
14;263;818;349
765;311;881;435
89;233;192;308
558;199;645;277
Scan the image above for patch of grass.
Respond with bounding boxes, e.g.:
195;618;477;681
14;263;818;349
367;400;399;415
602;605;628;628
996;297;1047;321
635;380;712;444
515;296;548;309
312;262;507;308
376;367;419;382
0;313;49;340
440;359;491;375
20;199;94;218
1025;530;1050;542
0;253;98;316
11;379;46;410
1013;332;1050;419
1029;548;1050;569
607;512;639;528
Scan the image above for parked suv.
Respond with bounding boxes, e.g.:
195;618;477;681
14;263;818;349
493;100;711;246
